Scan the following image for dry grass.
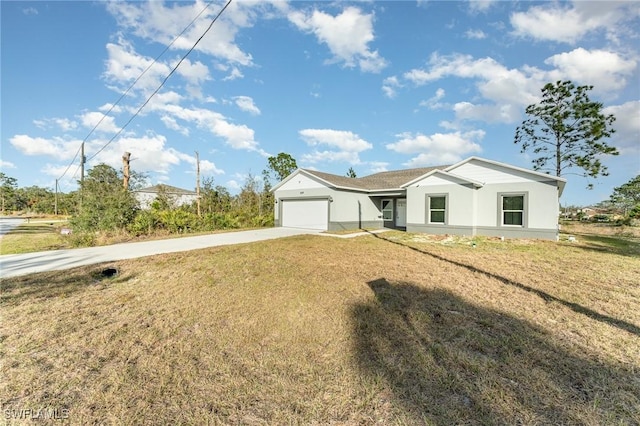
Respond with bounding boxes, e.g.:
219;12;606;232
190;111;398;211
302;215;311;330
1;230;639;424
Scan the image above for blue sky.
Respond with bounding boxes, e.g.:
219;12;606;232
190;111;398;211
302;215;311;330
1;0;639;206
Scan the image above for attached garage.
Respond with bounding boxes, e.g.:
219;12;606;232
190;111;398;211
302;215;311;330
281;198;329;231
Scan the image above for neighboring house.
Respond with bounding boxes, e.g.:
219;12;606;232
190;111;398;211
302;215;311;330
272;156;566;240
135;184;198;210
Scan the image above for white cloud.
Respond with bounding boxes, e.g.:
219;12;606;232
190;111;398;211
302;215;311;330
368;161;389;173
465;29;487;39
23;7;38;15
300;129;372;152
386;130;483;167
103;38;171;92
544;48;637;93
300;129;373;166
199;160;224;175
234;96;261;115
175;58;210;86
9;135;81;160
79;112;120;134
31;118;78;132
468;0;497;13
510;1;640;44
289;6;387;73
419;88;446;110
453;101;521;124
399;48;636;124
222;67;244;81
382;76;401;98
105;1;285;68
151;103;262;153
1;160;16;169
160;115;190;136
98;103;123;114
604;100;640;154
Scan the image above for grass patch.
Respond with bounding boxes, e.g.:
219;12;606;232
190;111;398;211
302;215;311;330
1;231;639;424
0;221;72;254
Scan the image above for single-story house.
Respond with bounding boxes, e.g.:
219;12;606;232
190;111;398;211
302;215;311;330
135;184;198;210
272;156;566;240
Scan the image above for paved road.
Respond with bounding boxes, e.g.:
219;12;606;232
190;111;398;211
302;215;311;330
0;217;25;236
0;227;321;279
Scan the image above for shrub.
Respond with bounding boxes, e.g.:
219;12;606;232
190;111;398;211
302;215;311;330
128;211;160;236
158;209;199;233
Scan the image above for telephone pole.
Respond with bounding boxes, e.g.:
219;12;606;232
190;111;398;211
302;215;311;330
122;152;131;189
80;142;85;184
54;179;58;216
195;151;201;217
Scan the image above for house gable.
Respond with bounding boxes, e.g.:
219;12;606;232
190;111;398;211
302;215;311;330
403;170;484;188
274;170;329;191
447;157;566;195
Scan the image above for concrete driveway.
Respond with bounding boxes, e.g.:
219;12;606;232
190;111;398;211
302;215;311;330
0;227;321;279
0;217;26;237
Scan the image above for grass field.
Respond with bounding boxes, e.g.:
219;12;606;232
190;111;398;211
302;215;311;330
1;228;639;424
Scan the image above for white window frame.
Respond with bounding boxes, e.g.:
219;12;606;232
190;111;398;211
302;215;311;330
427;194;448;225
499;193;528;227
381;199;393;221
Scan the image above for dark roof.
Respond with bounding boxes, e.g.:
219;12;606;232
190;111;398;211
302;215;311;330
303;165;448;191
137;184;196;195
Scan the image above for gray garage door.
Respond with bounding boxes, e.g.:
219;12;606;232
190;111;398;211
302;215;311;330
281;199;328;231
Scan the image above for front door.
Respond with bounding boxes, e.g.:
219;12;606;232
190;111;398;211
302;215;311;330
396;199;407;227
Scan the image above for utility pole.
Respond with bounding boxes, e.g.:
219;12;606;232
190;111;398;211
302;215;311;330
54;179;58;216
195;151;201;217
122;152;131;189
80;142;85;184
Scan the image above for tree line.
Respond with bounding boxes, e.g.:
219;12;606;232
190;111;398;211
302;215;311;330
0;153;299;238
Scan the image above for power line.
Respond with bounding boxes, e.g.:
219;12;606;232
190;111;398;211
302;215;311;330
57;0;218;181
87;0;233;163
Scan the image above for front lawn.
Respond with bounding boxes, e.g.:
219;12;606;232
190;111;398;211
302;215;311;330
1;230;638;424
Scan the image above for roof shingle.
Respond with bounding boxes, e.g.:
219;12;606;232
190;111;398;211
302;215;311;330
303;165;448;191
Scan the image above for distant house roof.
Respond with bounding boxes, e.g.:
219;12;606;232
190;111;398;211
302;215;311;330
300;165;448;191
137;184;197;195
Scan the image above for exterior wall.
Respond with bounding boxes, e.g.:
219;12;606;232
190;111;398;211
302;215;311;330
405;170;560;240
136;192;197;210
274;185;383;230
474;181;559;239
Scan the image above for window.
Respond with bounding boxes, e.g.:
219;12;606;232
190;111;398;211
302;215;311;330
381;199;393;221
502;195;524;226
428;195;447;224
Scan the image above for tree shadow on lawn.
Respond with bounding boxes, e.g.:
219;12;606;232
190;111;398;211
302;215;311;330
367;231;640;338
5;225;58;235
0;264;132;306
563;232;640;258
353;278;639;425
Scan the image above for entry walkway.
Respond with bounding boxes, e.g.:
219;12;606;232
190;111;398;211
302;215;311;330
0;227;321;279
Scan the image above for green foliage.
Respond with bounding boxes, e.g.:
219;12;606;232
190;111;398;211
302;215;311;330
629;204;640;219
346;167;357;178
150;185;177;211
68;231;97;247
128;210;160;236
514;80;618;186
610;175;640;214
18;186;55;213
157;209;199;233
263;152;297;188
70;164;140;232
1;172;19;212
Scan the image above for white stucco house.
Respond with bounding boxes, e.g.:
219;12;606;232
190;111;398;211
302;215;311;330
272;157;566;240
135;184;198;210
